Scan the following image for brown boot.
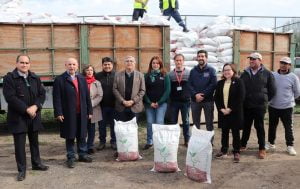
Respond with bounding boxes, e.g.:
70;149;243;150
258;149;266;159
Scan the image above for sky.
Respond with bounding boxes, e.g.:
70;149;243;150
2;0;300;29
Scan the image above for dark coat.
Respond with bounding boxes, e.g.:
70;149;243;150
240;65;276;110
189;64;217;102
3;69;45;134
53;72;92;139
95;71;115;108
214;78;245;129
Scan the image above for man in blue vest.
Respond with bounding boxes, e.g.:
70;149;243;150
132;0;149;21
159;0;189;32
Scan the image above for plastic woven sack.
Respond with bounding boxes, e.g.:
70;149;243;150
114;117;141;161
186;126;214;183
151;124;181;173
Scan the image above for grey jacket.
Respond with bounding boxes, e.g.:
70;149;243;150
113;70;145;113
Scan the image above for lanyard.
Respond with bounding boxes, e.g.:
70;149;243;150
174;68;184;86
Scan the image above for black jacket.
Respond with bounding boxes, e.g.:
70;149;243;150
95;71;115;108
240;65;276;110
53;72;92;139
3;69;45;134
214;78;245;129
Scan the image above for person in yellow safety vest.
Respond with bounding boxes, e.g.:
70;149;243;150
132;0;149;21
159;0;189;32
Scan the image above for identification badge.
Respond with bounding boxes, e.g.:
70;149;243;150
177;86;182;91
203;72;210;77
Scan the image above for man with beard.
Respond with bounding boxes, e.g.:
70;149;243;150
189;50;217;134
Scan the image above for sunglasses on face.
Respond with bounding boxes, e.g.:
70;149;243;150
249;58;258;61
280;61;290;65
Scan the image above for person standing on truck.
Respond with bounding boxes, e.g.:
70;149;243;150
159;0;189;32
113;56;145;122
168;54;191;147
266;57;300;156
3;54;49;181
82;65;103;154
189;50;217;135
143;56;170;150
132;0;149;21
53;58;93;168
95;57;117;151
240;52;276;159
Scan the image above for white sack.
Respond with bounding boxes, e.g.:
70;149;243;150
217;49;233;57
218;56;233;63
114;117;141;161
186;126;214;183
152;124;181;173
212;36;233;44
195;37;218;47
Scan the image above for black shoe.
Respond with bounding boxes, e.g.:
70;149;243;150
143;144;153;150
88;148;95;154
17;171;26;181
32;164;49;171
215;152;228;159
66;159;75;168
114;152;118;158
183;28;190;32
96;143;105;151
184;142;189;148
78;155;92;163
111;143;117;150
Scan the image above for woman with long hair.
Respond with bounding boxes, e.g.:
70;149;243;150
214;63;245;162
82;65;103;154
143;56;171;150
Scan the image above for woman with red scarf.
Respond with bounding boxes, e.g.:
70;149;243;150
83;65;103;154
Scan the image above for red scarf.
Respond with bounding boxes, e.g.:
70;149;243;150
86;76;96;91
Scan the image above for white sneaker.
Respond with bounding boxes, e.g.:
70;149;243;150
287;146;297;156
265;142;276;151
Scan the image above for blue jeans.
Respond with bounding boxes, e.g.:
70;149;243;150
145;102;167;145
87;121;96;150
66;138;88;160
163;8;185;27
99;107;116;144
169;101;190;143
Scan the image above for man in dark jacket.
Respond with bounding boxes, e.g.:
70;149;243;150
3;54;49;181
53;58;93;168
95;57;117;151
240;52;276;159
189;50;217;133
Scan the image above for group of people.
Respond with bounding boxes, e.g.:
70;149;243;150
132;0;189;32
3;50;299;181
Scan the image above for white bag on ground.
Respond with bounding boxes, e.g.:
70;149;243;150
114;117;141;161
152;124;181;173
186;126;214;183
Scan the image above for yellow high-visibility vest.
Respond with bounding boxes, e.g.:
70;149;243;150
134;0;148;10
162;0;176;10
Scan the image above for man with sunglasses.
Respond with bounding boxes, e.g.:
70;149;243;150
240;52;276;159
266;57;300;156
3;55;49;181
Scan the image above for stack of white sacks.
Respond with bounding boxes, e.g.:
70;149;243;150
170;16;235;73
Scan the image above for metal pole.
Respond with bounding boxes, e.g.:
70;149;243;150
233;0;236;24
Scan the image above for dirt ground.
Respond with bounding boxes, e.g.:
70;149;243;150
0;114;300;189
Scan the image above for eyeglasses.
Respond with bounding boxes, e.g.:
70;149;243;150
19;61;30;64
249;58;257;61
